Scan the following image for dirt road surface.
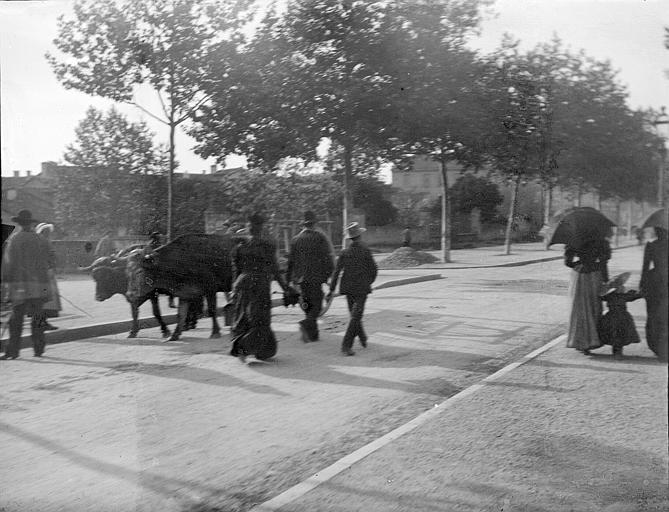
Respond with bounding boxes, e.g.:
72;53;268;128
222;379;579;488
1;246;665;512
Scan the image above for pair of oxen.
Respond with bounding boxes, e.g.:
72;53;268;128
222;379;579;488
81;234;233;341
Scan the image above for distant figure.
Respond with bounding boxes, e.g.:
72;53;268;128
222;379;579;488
539;224;551;250
1;210;51;359
640;227;668;361
35;223;61;330
402;226;412;248
598;273;641;360
563;237;611;355
328;222;378;356
286;210;335;342
94;230;113;258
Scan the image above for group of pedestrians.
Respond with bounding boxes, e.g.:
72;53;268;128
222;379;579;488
564;225;668;361
229;211;377;362
4;208;665;364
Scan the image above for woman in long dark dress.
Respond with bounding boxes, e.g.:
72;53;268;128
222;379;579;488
229;213;290;361
564;237;611;354
640;227;668;361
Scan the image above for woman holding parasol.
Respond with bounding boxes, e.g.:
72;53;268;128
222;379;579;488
550;207;615;355
639;209;668;361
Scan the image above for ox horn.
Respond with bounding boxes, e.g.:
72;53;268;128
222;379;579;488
79;256;112;272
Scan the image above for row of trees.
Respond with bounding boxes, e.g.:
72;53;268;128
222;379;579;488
48;0;663;259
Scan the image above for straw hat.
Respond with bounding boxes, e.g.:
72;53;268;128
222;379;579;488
599;272;631;296
345;222;366;239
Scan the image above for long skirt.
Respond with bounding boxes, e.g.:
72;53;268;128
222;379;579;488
42;269;61;317
566;270;603;351
230;272;277;360
645;293;668;361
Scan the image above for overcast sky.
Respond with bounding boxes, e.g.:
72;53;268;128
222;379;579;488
1;0;668;179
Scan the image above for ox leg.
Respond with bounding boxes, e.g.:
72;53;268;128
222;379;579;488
128;302;139;338
166;300;187;342
208;292;221;339
150;295;171;338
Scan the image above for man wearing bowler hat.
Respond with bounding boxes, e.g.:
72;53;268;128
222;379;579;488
1;210;52;359
286;211;335;342
328;222;377;356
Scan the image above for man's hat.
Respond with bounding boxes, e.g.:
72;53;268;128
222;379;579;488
301;210;317;225
599;272;631;296
248;212;265;226
11;209;38;225
345;222;366;239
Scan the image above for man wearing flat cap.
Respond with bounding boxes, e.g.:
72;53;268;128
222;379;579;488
1;210;51;359
286;211;335;342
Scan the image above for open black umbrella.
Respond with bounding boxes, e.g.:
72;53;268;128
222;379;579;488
548;207;616;248
640;208;668;231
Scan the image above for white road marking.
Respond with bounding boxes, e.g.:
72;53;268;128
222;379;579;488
249;334;566;512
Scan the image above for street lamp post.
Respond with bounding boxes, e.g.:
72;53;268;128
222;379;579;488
650;106;668;208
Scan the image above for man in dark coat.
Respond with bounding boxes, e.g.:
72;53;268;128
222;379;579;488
286;211;335;342
328;222;378;356
1;210;51;359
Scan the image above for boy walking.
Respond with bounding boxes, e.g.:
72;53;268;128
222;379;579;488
328;223;377;356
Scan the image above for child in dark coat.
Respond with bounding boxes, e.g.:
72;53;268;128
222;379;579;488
598;272;641;360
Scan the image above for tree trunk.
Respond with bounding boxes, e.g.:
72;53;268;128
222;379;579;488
615;200;621;248
542;182;552;226
167;117;176;242
504;175;521;255
542;182;553;251
342;144;353;250
627;201;633;240
440;158;451;263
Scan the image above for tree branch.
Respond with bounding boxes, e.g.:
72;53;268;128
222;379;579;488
175;93;212;125
128;101;169;126
156;89;170;120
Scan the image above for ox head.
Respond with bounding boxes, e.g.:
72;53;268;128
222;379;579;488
91;265;128;301
83;255;129;301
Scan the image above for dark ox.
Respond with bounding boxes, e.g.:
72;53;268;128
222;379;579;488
83;249;172;338
141;234;233;342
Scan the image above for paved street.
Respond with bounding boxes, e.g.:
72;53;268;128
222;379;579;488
1;245;666;512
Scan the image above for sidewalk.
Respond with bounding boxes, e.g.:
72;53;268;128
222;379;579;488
252;337;668;512
374;240;640;269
